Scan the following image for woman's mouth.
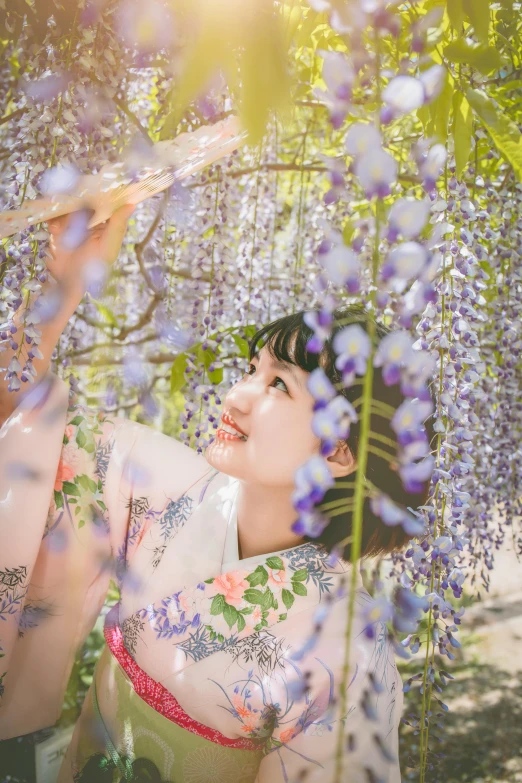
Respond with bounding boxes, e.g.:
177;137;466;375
216;422;248;442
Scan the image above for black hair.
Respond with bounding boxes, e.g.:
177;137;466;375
248;303;437;561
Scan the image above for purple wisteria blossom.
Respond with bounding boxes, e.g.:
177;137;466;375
332;323;372;386
311;394;358;455
373;330;416;386
387;198;431;242
317;233;361;291
370;493;425;536
307;366;338;408
292;455;335;513
304;309;334;354
380;242;428;292
314;50;354;129
354;148;398;199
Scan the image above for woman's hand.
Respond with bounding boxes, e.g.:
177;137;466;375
46;203;135;297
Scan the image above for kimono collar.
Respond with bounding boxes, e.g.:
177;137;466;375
118;470;364;678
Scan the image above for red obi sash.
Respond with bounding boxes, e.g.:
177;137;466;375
104;604;260;751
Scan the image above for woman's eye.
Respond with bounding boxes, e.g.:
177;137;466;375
244;364;288;393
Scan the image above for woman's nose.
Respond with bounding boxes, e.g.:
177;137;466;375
224;374;258;412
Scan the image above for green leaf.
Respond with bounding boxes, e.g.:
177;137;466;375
463;0;490;41
77;474;98;494
446;0;464;30
62;480;80;497
244;588;265;605
495;79;522;94
223;603;239;629
207;364;223;385
210;594;226;615
453;92;474;178
92;300;118;326
292;568;308;582
68;415;84;426
266;556;284;570
78;519;85;528
75;427;86;449
292;582;308;597
246;566;269;587
239;606;254;615
170;353;187;395
196;346;223;385
430;71;453;143
243;325;258;340
231;332;250;359
278;613;287;621
217;633;224;643
261;588;276;610
294;9;322;49
342;219;355;246
443;41;504;74
465;87;522;181
236;613;246;633
54;490;64;509
282;589;295;610
416;104;433;136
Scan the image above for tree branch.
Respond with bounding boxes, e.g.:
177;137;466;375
133;194;167;293
0;107;26;127
66;333;156;358
90;75;153;145
117;291;165;341
73;351;237;366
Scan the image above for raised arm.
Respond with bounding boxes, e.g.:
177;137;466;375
0;362;210;739
0;204;135;426
0;206;138;738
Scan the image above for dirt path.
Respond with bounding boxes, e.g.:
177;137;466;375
399;529;522;782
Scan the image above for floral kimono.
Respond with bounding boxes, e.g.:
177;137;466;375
0;373;404;782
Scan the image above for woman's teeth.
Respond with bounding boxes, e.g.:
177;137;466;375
220;423;247;440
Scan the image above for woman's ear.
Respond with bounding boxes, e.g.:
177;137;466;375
325;440;357;478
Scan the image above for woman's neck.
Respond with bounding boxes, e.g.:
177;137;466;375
236;480;304;561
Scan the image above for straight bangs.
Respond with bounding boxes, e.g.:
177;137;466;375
248;312;320;374
248;304;390;381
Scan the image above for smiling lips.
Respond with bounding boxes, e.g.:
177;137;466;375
216;412;248;442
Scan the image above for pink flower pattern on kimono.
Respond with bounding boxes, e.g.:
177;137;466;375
267;566;290;594
278;727;296;744
209;571;251;607
54;458;75;492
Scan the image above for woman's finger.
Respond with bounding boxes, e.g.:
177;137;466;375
101;204;136;262
47;214;69;234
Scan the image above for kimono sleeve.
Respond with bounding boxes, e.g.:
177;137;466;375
255;601;404;783
0;372;208;739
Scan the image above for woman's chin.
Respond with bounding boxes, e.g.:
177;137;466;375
204;437;245;477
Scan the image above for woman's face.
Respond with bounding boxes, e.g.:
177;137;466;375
205;344;321;487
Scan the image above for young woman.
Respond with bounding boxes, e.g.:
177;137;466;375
0;210;433;782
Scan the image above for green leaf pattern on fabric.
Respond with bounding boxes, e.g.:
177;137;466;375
205;554;312;636
50;399;116;532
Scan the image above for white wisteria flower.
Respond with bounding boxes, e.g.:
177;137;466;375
344;122;382;158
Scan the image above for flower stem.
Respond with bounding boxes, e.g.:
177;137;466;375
334;38;382;765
